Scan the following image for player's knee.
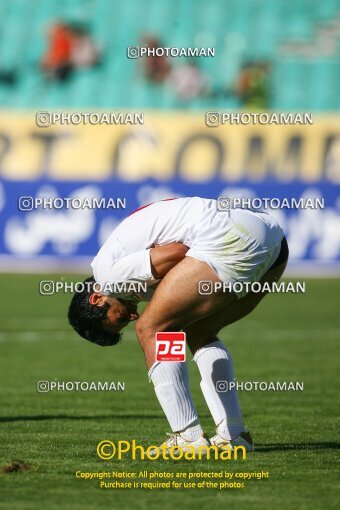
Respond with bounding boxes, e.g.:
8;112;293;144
135;317;156;348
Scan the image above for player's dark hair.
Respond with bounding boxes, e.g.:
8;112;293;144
68;276;121;346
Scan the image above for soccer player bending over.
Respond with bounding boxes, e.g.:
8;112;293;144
68;197;288;452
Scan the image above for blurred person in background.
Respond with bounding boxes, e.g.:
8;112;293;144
70;23;101;69
41;22;73;81
141;35;171;83
41;22;100;81
0;27;17;86
235;61;271;109
0;66;17;86
208;60;271;108
168;60;208;101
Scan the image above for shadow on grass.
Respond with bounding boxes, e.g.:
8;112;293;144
255;442;340;451
3;416;338;452
0;414;163;422
0;413;212;423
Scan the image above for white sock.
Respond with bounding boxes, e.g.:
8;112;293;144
194;339;246;440
148;361;203;440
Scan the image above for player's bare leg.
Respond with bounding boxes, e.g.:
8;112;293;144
135;256;236;451
186;258;288;353
135;249;287;452
184;259;288;451
135;256;236;369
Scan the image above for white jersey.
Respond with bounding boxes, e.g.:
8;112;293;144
91;197;284;301
91;197;210;299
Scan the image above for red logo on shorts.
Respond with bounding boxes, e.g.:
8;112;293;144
155;332;186;362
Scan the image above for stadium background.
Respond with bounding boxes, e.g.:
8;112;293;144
0;0;339;272
0;1;339;510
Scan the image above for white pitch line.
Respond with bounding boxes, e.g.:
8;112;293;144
0;329;339;342
0;331;69;342
0;318;66;328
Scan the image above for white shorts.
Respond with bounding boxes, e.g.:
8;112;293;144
186;207;285;298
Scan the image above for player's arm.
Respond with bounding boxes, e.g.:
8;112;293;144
150;242;189;279
93;243;188;288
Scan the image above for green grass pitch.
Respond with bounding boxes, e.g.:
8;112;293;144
0;274;339;510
